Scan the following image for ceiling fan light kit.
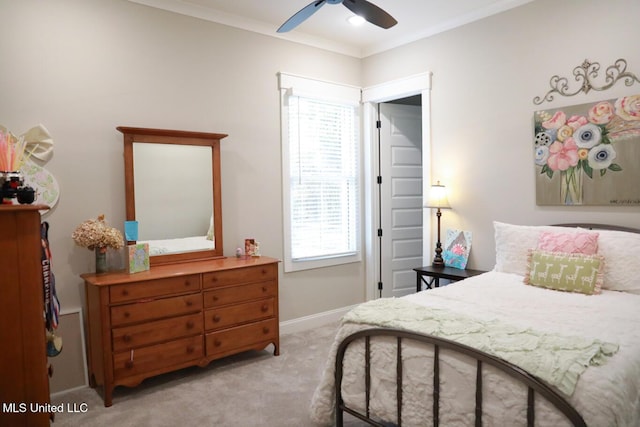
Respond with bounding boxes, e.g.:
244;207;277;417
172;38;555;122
277;0;397;33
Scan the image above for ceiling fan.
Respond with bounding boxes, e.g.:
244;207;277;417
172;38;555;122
277;0;397;33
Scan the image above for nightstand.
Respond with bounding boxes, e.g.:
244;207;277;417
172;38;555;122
413;265;487;292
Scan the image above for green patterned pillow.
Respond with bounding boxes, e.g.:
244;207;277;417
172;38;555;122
524;249;604;295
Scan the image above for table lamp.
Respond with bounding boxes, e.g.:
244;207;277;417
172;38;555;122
424;181;451;267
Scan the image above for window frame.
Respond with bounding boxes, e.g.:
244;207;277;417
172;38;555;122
279;72;362;272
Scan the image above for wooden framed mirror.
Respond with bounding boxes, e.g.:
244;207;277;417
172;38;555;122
118;126;226;265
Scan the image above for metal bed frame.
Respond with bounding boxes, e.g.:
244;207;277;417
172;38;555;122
335;328;586;427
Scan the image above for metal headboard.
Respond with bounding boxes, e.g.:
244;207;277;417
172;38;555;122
552;223;640;234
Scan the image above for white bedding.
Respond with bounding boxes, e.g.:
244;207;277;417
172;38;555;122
142;236;214;255
310;271;640;426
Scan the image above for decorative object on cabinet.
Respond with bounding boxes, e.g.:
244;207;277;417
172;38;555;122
83;256;280;407
533;58;640;105
0;129;35;204
0;205;53;426
118;127;226;265
245;238;256;256
534;94;640;206
124;220;139;242
442;228;472;270
0;124;60;211
72;214;125;273
424;181;451;267
127;242;150;273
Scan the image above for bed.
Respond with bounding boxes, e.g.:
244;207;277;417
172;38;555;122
310;222;640;427
142;235;214;255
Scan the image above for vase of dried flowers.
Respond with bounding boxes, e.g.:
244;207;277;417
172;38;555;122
72;214;124;274
95;247;108;274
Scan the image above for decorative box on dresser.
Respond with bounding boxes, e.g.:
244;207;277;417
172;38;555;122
83;256;279;407
0;205;52;427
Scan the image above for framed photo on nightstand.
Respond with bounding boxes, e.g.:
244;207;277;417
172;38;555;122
442;229;472;269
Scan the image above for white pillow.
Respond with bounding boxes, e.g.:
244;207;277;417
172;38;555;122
596;229;640;293
493;222;583;276
206;215;214;241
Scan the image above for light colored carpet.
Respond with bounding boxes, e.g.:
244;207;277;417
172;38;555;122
51;321;368;427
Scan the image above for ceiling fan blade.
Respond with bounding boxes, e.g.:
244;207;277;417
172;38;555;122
277;0;327;33
342;0;397;29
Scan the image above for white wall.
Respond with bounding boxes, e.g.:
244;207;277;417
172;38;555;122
0;0;364;324
363;0;640;270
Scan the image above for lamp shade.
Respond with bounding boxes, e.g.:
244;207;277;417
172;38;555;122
424;181;451;209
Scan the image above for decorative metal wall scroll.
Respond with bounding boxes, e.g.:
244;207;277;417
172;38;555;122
533;59;640;105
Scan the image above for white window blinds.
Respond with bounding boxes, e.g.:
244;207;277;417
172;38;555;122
279;73;361;272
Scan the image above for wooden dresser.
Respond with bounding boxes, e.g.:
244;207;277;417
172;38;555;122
83;256;279;406
0;205;51;426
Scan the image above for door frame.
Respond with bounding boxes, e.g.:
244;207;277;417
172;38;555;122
362;72;433;301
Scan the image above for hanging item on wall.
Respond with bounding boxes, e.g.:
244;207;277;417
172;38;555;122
533;58;640;105
41;221;62;357
0;124;60;213
534;94;640;206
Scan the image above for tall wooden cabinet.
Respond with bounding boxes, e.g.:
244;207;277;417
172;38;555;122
83;256;279;406
0;205;51;427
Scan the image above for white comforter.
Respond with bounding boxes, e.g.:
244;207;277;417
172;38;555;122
310;271;640;426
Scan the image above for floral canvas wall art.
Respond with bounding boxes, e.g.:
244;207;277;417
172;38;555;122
534;94;640;205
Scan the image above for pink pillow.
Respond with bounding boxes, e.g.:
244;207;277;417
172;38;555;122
537;231;599;255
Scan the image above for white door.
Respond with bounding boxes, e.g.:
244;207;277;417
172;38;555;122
379;103;423;298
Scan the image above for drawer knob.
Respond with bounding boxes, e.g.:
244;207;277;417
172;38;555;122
212;296;219;302
262;286;267;292
186;345;195;354
263;327;270;334
123;334;132;343
125;360;134;369
185;280;191;287
186;320;195;329
186;300;193;307
213;315;221;323
123;312;130;318
261;304;268;312
261;269;267;275
122;289;129;296
214;339;222;347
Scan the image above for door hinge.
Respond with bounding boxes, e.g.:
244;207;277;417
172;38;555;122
378;281;383;291
377;228;383;237
376;120;382;129
377;176;382;184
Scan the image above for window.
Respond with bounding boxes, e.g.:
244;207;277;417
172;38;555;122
279;73;361;272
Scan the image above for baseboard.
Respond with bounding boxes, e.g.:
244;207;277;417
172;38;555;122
279;304;357;335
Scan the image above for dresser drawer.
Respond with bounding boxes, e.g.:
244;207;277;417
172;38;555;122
204;298;275;330
110;275;200;303
203;263;277;289
111;294;202;327
113;335;203;380
203;280;276;308
112;313;203;352
205;319;277;356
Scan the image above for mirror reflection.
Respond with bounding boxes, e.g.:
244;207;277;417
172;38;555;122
119;126;226;265
133;143;214;255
